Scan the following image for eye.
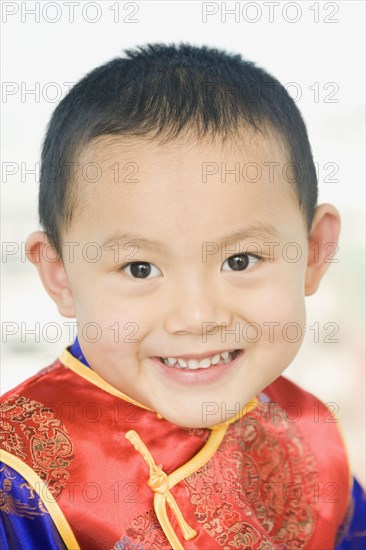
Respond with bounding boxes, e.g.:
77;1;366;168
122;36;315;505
120;261;162;279
222;253;261;272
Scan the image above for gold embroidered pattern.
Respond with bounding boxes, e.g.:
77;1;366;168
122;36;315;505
124;510;171;549
184;400;319;549
0;464;48;518
0;394;74;499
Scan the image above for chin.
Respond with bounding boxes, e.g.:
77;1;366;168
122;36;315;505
157;401;236;429
164;413;221;430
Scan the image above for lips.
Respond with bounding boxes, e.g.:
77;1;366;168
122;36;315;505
150;349;244;385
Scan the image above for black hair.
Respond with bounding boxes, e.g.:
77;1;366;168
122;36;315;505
39;42;318;257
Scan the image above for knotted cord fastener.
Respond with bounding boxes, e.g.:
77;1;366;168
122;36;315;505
125;430;197;549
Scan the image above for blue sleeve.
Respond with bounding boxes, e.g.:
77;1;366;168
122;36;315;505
0;462;67;550
335;477;366;550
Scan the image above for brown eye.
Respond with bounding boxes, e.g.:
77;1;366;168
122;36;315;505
222;254;260;272
121;262;161;279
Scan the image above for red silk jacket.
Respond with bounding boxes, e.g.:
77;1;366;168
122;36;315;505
0;349;351;549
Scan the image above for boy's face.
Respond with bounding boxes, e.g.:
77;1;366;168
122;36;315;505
31;131;337;428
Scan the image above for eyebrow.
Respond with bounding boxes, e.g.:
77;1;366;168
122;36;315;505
101;223;279;252
218;223;280;246
102;232;164;251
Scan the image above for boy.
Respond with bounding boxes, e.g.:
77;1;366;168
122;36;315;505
1;43;364;549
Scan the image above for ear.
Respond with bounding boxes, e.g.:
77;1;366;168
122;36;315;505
305;203;341;296
26;231;76;317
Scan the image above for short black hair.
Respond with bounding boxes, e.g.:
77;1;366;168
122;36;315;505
39;42;318;257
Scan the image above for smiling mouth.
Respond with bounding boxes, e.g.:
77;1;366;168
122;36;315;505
157;349;241;370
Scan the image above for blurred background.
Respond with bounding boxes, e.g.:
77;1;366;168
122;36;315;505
1;1;365;485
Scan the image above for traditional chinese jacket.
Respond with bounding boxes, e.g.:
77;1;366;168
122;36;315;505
1;341;365;549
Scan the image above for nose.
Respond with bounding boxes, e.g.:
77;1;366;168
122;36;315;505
162;275;233;336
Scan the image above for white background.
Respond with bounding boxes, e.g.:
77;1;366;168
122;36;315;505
1;1;365;484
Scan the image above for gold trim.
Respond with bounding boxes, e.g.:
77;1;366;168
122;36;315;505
59;349;154;412
170;398;259;487
0;450;80;550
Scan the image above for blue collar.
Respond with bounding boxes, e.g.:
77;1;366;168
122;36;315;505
69;336;91;368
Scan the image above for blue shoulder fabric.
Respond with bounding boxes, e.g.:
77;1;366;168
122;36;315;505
0;463;67;550
335;477;366;549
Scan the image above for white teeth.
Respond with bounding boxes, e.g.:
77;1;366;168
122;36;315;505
199;358;212;369
161;350;238;370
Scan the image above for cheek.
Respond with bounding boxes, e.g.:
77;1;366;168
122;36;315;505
239;278;306;346
75;297;157;359
262;294;306;358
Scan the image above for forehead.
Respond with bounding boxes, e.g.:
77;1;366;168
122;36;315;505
78;127;290;169
69;130;304;245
